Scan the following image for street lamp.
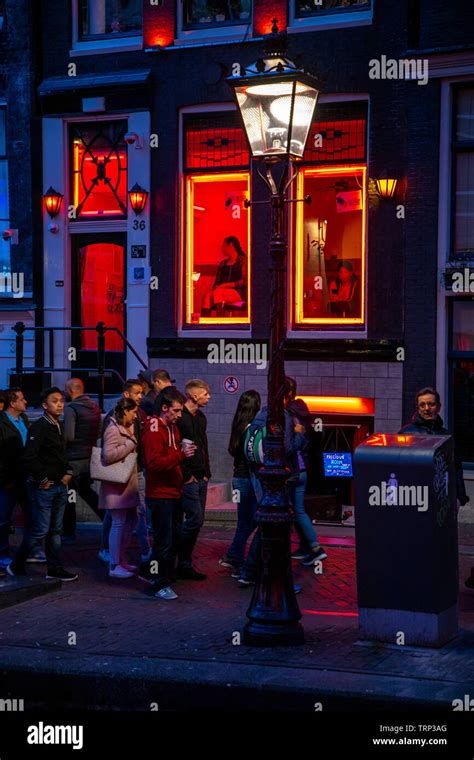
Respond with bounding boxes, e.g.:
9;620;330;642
228;19;319;646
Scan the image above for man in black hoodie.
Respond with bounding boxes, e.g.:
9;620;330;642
175;378;211;580
8;387;78;582
399;386;469;507
63;378;101;539
0;387;29;568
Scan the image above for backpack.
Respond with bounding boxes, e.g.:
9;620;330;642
244;415;267;469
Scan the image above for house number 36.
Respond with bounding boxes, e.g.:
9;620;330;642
133;219;146;231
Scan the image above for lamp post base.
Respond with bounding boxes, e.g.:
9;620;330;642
243;621;305;647
243;519;305;647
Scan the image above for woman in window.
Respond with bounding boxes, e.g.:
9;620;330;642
328;260;360;318
201;236;247;316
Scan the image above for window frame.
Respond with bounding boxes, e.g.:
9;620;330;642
288;97;369;337
70;0;143;56
447;295;474;466
178;105;252;337
293;164;367;328
175;0;252;45
69;119;129;222
450;83;474;261
287;0;373;35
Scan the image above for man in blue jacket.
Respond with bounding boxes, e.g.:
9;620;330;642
0;388;29;568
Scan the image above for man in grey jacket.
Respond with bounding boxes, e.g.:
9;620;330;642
63;378;101;539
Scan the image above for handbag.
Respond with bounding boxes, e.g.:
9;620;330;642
90;445;137;484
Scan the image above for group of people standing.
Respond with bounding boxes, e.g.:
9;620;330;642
1;372;470;601
0;371;215;600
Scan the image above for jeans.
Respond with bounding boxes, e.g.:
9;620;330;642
147;497;181;590
101;509;111;551
63;458;101;536
289;471;318;550
100;470;148;554
177;478;208;569
11;483;68;573
109;508;136;568
136;470;150;555
0;486;18;558
225;477;258;567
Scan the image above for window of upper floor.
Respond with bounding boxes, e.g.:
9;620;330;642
451;85;474;261
288;0;373;33
71;0;143;55
176;0;252;44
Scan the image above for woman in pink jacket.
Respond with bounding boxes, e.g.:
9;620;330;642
99;397;139;579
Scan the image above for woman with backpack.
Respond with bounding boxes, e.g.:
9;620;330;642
219;390;261;576
98;397;139;579
286;396;327;567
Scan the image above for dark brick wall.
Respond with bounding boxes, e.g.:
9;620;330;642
0;0;42;297
143;0;175;48
253;0;287;36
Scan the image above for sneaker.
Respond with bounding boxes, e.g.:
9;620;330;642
301;546;328;567
291;547;308;560
154;586;178;600
26;552;47;564
46;568;78;582
219;555;238;570
0;557;12;568
238;576;255;587
6;564;26;577
121;563;137;572
109;565;134;579
98;549;111;564
176;566;207;581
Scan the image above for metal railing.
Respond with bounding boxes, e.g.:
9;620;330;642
12;321;147;411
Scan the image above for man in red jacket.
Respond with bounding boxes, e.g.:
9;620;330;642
141;388;196;600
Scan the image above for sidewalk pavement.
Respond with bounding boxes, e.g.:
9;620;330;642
0;524;473;712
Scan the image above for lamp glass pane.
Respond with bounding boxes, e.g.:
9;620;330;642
236;81;318;159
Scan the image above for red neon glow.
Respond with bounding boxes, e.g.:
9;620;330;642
301;610;359;617
253;3;288;36
295;165;367;326
185;173;250;325
298;396;374;415
79;243;124;352
365;433;388;446
143;2;174;48
72;141;127;218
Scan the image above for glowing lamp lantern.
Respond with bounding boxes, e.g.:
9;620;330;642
43;186;63;218
228;20;319;162
128;183;149;215
375;178;398;199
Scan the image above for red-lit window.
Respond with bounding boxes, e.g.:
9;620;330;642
79;242;125;351
70;121;128;219
292;105;367;329
294;165;366;326
182;116;250;328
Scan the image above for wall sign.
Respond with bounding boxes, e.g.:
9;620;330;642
224;376;239;394
131;244;146;259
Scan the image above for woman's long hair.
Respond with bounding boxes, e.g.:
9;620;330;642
228;390;261;457
224;236;246;258
114;397;137;425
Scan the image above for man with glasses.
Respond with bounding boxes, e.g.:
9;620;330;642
399;386;469;509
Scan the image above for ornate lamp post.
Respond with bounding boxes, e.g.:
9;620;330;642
228;20;319;646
